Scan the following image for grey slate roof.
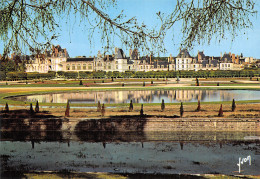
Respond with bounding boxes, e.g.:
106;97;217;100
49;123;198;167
115;49;125;59
153;61;168;68
67;57;94;62
222;54;232;62
177;49;192;58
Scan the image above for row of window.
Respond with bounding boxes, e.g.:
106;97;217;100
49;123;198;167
66;64;93;71
65;64;119;70
221;64;231;67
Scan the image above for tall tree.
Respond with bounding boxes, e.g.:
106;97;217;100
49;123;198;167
4;102;9;113
29;103;34;115
97;101;101;112
1;0;256;57
65;100;70;117
35;100;39;113
140;104;144;116
180;102;184;117
196;100;201;112
129;100;133;112
161;99;165;112
101;103;105;117
218;104;223;117
232;99;236;112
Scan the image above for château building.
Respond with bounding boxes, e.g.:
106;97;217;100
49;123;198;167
25;45;253;73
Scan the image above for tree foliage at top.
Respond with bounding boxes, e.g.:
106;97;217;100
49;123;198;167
0;0;257;57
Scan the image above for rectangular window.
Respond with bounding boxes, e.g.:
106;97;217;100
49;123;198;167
88;64;92;70
72;65;75;70
77;64;81;70
83;64;86;70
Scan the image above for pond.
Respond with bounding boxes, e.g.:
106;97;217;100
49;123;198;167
1;131;260;175
9;89;260;104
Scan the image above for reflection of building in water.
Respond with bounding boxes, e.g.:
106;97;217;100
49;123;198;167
24;90;222;104
17;90;260;104
219;90;235;101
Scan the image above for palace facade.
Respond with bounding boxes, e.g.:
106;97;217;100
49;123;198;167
25;45;255;73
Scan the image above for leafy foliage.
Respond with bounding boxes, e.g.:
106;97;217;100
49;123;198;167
0;0;257;57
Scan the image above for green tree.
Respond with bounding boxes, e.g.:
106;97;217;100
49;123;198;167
97;101;101;112
35;100;39;113
30;103;34;115
101;104;105;117
180;102;184;117
161;99;165;112
140;104;144;116
218;104;223;117
196;100;201;112
1;0;256;57
129;100;133;112
232;99;236;112
79;80;83;85
65;100;70;117
195;78;200;86
4;102;9;113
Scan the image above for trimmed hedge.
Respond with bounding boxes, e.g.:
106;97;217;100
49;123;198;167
1;68;259;81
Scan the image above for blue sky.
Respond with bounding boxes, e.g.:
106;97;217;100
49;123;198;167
1;0;260;58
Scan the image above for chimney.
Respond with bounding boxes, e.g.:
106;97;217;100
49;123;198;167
150;55;152;64
129;49;132;57
115;47;118;54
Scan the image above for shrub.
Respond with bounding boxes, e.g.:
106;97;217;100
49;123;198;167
101;104;105;116
35;101;39;113
0;71;6;80
140;104;144;116
4;102;9;113
64;72;78;79
180;102;184;117
196;78;200;86
161;99;165;112
129;100;133;112
218;104;223;117
65;101;70;117
232;99;236;112
79;80;83;85
30;103;34;115
97;101;101;112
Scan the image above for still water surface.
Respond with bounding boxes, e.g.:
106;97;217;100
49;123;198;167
9;89;260;104
1;131;260;175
